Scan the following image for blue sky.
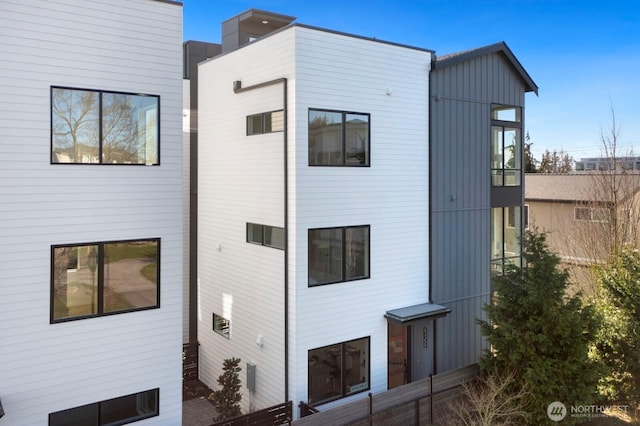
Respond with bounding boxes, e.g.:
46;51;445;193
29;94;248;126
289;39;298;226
183;0;640;161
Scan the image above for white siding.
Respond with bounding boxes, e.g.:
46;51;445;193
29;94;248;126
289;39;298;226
0;1;183;424
289;27;431;407
198;29;295;412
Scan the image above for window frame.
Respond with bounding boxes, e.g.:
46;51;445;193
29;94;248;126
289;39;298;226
213;313;230;338
51;86;160;165
308;108;371;167
574;206;611;223
490;104;522;187
50;238;160;323
491;206;522;275
48;388;159;426
246;109;284;135
246;223;285;250
307;336;371;406
308;225;370;287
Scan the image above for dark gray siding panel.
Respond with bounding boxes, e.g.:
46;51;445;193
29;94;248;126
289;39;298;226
430;51;526;371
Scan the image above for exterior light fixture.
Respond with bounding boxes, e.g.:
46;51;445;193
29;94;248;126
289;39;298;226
261;20;269;24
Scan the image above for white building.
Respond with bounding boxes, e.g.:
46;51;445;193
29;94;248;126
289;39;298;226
197;11;445;415
0;1;184;424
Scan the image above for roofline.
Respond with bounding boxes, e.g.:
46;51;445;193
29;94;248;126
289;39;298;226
150;0;182;6
200;22;435;65
293;23;435;54
434;41;538;95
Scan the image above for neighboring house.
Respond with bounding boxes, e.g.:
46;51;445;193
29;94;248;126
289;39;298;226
194;9;536;417
526;173;640;265
0;1;184;424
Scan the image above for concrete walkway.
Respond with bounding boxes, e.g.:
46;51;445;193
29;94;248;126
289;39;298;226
183;397;217;426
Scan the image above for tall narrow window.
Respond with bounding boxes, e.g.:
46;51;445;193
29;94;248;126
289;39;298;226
308;337;370;405
309;109;369;166
491;207;521;275
308;226;369;286
491;105;521;186
51;239;159;322
51;87;159;165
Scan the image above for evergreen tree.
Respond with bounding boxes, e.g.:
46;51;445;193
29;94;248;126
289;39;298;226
210;357;242;421
593;249;640;405
478;232;599;425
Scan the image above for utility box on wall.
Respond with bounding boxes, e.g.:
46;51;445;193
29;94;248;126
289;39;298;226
247;363;256;392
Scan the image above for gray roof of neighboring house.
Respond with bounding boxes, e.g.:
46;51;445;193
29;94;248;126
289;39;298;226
435;41;538;95
525;173;640;203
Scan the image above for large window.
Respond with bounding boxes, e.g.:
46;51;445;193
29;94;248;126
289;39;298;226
51;239;159;322
309;109;370;166
51;87;159;165
491;206;521;275
491;105;521;186
308;337;370;405
247;110;284;135
308;226;370;286
49;388;159;426
247;223;285;250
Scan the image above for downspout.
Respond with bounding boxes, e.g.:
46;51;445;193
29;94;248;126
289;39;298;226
233;78;289;402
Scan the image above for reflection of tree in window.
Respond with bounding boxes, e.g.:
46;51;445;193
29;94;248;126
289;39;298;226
52;89;99;163
103;94;158;164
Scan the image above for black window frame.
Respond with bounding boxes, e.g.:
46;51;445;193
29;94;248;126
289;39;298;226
307;336;371;406
213;313;230;338
308;108;371;167
50;86;160;165
50;238;160;323
490;104;522;187
49;388;159;426
246;110;284;136
308;225;370;287
246;223;285;250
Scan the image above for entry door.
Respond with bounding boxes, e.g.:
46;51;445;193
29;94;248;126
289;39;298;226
410;320;434;381
387;323;410;389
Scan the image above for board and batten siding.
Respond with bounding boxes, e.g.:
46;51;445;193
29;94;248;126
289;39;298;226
430;52;528;371
289;26;432;408
0;1;183;424
197;29;295;411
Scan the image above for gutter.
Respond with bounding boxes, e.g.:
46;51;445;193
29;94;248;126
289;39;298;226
233;78;290;402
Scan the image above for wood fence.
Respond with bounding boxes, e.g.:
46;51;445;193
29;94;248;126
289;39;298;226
293;364;479;426
183;341;199;382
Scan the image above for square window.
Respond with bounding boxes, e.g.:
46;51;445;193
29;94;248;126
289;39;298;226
309;109;369;166
308;337;370;405
308;226;369;286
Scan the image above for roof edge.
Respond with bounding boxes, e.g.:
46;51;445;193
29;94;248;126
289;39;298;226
435;41;538;95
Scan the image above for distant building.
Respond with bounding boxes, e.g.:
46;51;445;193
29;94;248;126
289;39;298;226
575;156;640;171
525;172;640;266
